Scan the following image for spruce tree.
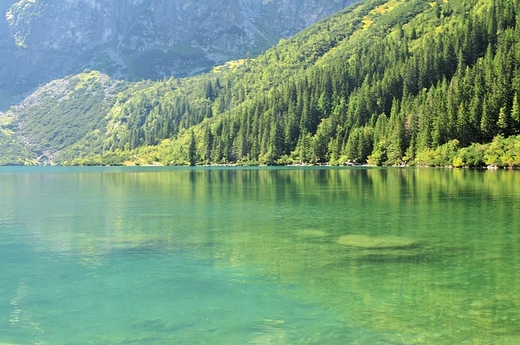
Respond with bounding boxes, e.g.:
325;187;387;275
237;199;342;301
189;130;197;166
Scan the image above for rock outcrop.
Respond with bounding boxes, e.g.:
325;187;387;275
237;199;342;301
0;0;357;103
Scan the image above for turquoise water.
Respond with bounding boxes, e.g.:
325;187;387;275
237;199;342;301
0;167;519;344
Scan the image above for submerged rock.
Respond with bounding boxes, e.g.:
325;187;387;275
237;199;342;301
336;234;435;263
337;235;419;250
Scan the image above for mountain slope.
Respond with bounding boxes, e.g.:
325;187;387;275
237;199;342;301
8;71;126;164
0;111;36;165
0;0;356;108
125;0;520;167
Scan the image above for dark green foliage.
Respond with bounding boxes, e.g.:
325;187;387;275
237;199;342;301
188;130;197;166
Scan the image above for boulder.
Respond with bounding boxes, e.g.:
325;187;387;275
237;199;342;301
337;235;419;250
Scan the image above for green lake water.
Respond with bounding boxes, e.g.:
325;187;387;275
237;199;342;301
0;166;519;344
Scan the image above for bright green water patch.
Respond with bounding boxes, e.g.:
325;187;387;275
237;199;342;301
1;167;520;344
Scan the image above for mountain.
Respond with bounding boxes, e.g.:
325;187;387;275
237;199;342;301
2;0;520;168
0;0;356;107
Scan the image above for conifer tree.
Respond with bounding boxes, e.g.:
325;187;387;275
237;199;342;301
512;94;520;133
189;130;197;166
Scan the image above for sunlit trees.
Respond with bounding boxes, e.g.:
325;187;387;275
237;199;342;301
40;0;520;168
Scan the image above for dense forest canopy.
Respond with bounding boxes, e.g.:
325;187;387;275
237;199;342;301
2;0;520;167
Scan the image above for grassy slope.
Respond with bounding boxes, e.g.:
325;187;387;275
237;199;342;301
1;71;127;164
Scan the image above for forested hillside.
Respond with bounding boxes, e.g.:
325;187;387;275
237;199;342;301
3;0;520;167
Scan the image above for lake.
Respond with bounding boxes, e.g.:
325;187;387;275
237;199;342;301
0;166;519;344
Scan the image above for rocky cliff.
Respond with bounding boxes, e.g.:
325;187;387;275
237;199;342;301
0;0;356;106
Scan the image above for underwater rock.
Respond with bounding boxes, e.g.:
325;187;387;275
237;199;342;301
337;235;419;250
336;235;434;263
351;248;430;263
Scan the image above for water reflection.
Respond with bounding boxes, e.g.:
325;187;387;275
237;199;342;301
1;167;519;343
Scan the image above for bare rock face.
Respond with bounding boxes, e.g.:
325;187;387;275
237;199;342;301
261;0;350;36
0;0;356;102
6;0;248;53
